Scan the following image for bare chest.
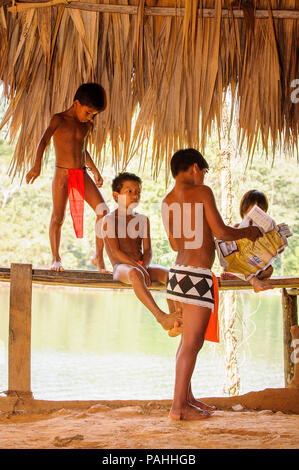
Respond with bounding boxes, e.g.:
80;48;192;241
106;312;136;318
54;119;89;145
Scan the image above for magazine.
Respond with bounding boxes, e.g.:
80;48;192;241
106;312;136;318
216;205;292;281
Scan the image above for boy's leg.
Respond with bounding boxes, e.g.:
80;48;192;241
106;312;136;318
83;172;110;272
114;264;179;330
170;303;212;420
147;265;181;315
175;338;216;412
50;170;69;271
220;272;239;280
257;265;273;280
187;384;216;412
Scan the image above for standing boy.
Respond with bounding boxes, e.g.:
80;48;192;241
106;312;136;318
26;83;109;272
102;172;182;332
162;148;262;420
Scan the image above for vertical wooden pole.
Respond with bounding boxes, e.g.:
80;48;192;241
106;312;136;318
8;263;33;398
282;288;298;387
220;100;240;396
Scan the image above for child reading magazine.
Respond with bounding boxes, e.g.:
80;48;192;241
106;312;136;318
217;190;292;292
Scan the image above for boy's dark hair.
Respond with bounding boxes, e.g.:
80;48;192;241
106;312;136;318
240;190;269;218
74;83;106;110
112;172;142;193
170;148;209;177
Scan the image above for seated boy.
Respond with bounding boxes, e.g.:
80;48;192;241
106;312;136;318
102;172;182;332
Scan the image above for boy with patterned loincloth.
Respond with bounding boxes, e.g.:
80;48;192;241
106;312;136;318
26;83;109;272
162;148;262;421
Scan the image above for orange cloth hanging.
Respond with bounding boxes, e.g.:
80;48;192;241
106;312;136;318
68;169;85;238
204;273;220;343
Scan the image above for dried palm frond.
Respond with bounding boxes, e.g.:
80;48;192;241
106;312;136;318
0;0;297;179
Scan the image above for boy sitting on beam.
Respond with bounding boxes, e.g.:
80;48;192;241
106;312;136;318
101;172;182;332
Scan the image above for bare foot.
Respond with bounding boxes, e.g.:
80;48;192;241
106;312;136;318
168;320;183;337
188;396;216;412
51;260;64;272
250;277;274;293
169;403;211;421
157;311;182;331
91;256;111;274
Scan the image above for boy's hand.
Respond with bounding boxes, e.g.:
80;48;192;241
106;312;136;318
26;166;41;184
143;269;152;287
246;225;263;242
168;320;183;337
139;265;151;287
93;170;103;187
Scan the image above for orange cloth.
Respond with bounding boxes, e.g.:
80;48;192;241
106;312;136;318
137;260;144;266
204;273;219;343
68;169;85;238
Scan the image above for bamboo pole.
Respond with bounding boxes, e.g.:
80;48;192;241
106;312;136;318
282;288;298;387
8;263;33;398
6;2;299;19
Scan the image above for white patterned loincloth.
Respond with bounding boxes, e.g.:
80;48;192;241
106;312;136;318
166;264;215;312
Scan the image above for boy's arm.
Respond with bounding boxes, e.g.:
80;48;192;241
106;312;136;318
85;150;103;188
161;201;179;251
103;215;151;281
105;234;152;287
200;185;262;241
26;114;61;184
141;216;152;268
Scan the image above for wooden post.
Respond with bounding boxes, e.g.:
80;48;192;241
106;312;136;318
282;288;298;387
220;101;240;396
8;263;33;398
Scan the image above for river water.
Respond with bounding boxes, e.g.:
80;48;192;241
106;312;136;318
0;285;284;400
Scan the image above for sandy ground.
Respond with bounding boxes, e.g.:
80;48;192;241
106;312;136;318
1;406;299;450
0;388;299;450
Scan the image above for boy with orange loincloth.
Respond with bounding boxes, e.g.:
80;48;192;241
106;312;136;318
162;149;262;421
102;172;182;332
26;83;109;272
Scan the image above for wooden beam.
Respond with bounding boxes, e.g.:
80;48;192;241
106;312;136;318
7;2;299;19
8;263;33;398
287;288;299;296
282;288;298;387
1;267;299;291
0;266;165;290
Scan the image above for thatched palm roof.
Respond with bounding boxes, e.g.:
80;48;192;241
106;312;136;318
0;1;298;177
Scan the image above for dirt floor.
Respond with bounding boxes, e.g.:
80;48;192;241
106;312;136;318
0;388;299;450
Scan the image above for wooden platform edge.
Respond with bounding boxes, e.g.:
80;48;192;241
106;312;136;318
1;387;299;414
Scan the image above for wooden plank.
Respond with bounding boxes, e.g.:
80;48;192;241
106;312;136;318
287;288;299;297
282;288;298;387
218;277;299;291
143;7;299;19
7;2;299;19
1;267;299;291
32;268;165;290
8;263;33;398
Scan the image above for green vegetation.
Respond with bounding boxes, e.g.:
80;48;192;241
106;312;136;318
0;107;298;275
